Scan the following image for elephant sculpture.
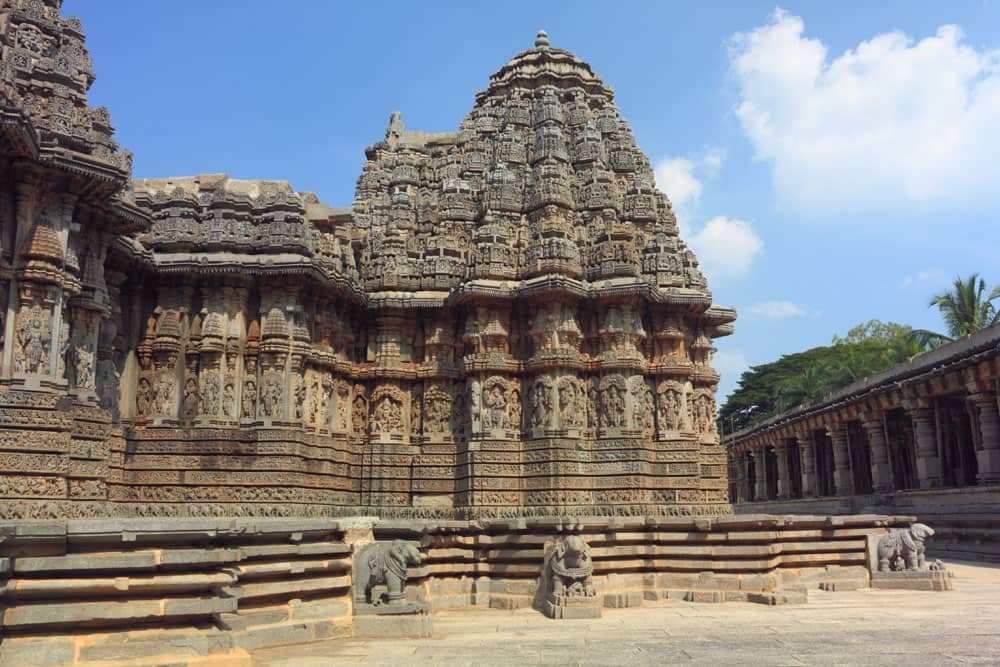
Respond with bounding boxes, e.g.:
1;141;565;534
545;534;596;598
353;539;423;606
877;523;935;572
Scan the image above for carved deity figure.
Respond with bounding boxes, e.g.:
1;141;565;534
509;388;522;432
182;377;200;418
633;383;654;432
136;376;154;416
201;372;220;415
352;395;368;434
293;376;307;421
260;371;283;418
372;394;402;432
529;381;552;429
154;370;174;415
222;382;235;417
559;379;582;428
410;392;423;435
97;358;120;412
242;379;257;419
483;379;509;430
336;383;351;431
15;304;51;374
74;344;95;390
424;389;451;433
545;535;596;599
877;523;935;572
658;386;682;432
600;383;626;428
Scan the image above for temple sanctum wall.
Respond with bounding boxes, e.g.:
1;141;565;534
0;1;735;521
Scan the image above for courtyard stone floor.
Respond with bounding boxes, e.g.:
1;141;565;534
252;561;1000;666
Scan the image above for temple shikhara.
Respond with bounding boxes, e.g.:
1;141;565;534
0;5;736;520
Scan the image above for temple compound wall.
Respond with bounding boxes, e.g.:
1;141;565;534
0;3;735;521
725;324;1000;561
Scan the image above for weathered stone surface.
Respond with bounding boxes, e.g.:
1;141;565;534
871;569;954;591
354;612;433;638
0;637;76;667
0;2;733;523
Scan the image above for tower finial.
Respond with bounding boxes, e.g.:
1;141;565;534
535;30;549;48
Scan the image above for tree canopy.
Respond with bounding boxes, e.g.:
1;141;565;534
718;320;931;436
719;275;1000;436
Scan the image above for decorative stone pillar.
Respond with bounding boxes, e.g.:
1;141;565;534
796;431;816;498
826;423;853;496
752;446;766;501
859;415;892;493
774;440;790;499
969;391;1000;484
906;405;942;489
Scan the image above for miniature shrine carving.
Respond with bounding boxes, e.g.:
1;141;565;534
0;8;735;521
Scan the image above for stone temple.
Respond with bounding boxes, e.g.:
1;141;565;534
0;11;736;521
0;3;951;662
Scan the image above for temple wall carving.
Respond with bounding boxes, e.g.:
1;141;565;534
0;2;736;520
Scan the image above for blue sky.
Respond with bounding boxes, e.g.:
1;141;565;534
66;1;1000;399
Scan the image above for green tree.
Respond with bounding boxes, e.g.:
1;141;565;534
910;274;1000;346
719;320;936;436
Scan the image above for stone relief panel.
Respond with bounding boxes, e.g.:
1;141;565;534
352;386;369;436
259;366;284;420
598;374;627;430
557;376;585;430
482;375;510;432
656;380;686;435
423;384;453;435
0;7;737;520
528;376;554;431
12;286;54;375
691;387;717;436
371;385;405;437
629;376;654;435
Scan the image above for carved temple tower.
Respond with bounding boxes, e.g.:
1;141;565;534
0;7;735;519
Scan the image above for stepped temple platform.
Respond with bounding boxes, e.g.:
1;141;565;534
252;559;1000;667
0;513;947;666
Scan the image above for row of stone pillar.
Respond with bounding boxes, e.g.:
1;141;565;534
733;392;1000;502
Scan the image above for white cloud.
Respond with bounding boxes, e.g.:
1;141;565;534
747;300;809;319
688;216;763;281
653;150;761;280
701;146;726;175
900;269;948;289
730;10;1000;214
653;157;702;210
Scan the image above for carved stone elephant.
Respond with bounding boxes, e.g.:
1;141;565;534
361;539;423;605
877;523;935;572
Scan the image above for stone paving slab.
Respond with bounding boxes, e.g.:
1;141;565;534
252;561;1000;666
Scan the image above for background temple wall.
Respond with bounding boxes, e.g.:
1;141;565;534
726;326;1000;562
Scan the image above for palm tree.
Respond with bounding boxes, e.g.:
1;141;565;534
910;274;1000;347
